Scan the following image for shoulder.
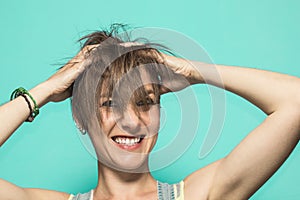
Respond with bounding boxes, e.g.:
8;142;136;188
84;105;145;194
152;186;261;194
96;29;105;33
24;188;71;200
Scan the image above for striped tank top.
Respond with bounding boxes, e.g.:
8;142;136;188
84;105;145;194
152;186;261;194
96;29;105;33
68;181;184;200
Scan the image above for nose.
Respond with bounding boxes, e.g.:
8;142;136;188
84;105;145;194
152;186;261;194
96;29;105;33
117;106;142;134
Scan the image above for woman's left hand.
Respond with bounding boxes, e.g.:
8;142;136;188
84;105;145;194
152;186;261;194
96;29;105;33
152;51;204;94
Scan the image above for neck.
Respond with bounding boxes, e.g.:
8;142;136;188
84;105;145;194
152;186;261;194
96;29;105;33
94;161;157;199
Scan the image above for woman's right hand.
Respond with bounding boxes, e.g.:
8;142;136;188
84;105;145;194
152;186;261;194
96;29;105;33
43;45;98;103
0;45;97;146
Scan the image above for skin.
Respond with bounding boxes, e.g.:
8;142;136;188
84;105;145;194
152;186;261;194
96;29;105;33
90;69;160;174
0;45;300;200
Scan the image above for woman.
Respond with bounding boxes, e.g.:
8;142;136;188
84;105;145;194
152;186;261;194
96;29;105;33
0;26;300;200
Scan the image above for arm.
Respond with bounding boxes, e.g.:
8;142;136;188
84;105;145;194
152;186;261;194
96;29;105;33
160;54;300;199
0;179;69;200
0;46;95;147
0;83;52;146
208;65;300;199
0;45;96;199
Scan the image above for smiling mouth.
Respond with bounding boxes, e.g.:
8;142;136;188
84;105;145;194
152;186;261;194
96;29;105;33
111;135;145;146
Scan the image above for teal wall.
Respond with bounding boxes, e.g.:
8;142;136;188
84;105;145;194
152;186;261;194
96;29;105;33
0;0;299;199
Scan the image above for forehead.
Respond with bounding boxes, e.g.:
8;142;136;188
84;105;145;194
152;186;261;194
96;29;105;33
99;65;159;94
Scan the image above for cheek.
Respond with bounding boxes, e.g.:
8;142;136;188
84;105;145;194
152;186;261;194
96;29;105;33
144;106;160;132
99;110;116;133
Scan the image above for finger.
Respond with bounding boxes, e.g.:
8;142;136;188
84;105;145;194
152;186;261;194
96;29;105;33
74;59;92;77
63;44;99;69
119;42;143;47
80;44;99;58
62;58;91;81
159;85;171;94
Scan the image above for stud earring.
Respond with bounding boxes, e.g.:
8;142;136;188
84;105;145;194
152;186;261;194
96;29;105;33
75;122;87;134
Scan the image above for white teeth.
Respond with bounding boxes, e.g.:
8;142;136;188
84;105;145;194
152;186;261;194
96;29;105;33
113;136;141;146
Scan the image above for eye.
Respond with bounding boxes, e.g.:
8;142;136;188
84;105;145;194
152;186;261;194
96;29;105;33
101;100;117;107
136;97;155;107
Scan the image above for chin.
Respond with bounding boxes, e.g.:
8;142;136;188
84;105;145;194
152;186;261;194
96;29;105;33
97;151;151;173
91;131;156;173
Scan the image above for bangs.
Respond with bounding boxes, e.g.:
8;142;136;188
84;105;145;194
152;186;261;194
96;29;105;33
95;47;163;119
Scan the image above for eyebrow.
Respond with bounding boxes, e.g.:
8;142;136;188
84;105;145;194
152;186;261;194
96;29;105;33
99;89;155;98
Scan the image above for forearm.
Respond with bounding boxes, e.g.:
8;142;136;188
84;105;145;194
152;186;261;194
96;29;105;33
203;64;300;198
0;83;51;146
0;46;94;147
193;62;300;115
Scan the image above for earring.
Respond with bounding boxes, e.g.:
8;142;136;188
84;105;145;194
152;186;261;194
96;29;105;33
79;127;87;134
75;122;87;134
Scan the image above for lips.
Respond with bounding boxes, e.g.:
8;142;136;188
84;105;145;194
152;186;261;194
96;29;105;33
111;135;145;150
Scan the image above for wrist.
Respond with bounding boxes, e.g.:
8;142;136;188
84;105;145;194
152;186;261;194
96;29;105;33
10;87;41;122
29;82;52;108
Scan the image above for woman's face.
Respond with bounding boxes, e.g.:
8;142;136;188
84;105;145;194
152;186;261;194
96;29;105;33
89;69;161;173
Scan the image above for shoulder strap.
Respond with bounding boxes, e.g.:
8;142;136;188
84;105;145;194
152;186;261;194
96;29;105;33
157;181;184;200
69;190;93;200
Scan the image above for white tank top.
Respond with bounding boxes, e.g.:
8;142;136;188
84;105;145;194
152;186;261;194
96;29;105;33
68;181;184;200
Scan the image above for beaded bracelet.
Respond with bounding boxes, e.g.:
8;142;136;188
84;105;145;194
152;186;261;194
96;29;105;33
10;87;40;122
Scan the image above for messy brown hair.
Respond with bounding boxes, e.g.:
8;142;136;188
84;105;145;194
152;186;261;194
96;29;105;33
72;24;169;130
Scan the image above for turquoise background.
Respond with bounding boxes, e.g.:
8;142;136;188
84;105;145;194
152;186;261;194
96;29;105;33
0;0;299;199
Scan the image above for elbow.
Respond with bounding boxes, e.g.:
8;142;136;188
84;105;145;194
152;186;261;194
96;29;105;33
290;78;300;108
279;79;300;115
295;93;300;108
287;93;300;115
281;101;300;140
292;80;300;107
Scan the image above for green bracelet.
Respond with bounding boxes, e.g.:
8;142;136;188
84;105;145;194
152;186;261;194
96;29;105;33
10;87;40;122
